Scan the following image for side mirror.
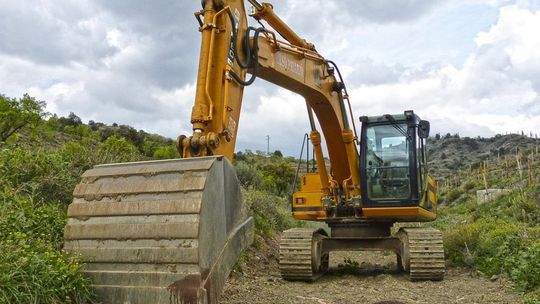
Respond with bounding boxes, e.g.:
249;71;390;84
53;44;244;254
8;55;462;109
418;120;430;138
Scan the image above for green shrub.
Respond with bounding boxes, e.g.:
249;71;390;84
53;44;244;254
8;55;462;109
0;191;94;303
243;190;301;237
97;135;141;163
260;161;295;196
445;188;463;203
152;145;177;160
0;147;78;205
444;220;482;267
61;142;92;171
507;241;540;292
0;191;66;246
475;221;524;275
463;181;476;191
0;233;94;303
235;162;262;189
336;258;360;275
443;217;539;293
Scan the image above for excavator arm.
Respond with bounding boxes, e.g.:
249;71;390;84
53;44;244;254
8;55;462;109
178;0;361;200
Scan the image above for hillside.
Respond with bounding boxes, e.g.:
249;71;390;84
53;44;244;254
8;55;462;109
433;145;540;303
427;133;540;180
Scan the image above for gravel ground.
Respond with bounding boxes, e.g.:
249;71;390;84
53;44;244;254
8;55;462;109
220;236;521;304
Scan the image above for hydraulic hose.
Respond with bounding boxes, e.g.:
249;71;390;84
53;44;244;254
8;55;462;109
226;9;267;86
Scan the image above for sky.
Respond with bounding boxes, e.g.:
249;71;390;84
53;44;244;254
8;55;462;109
1;0;540;156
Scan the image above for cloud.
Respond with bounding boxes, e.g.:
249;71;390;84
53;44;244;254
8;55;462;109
235;89;311;155
0;0;202;137
1;1;539;156
348;5;540;138
0;1;114;65
345;0;445;23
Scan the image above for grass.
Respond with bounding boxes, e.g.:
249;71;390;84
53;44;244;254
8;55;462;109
436;180;540;301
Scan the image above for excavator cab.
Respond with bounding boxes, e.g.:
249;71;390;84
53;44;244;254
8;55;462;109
359;110;436;220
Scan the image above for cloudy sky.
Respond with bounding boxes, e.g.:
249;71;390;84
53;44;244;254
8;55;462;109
1;0;540;155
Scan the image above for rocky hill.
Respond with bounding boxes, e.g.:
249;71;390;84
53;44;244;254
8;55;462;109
427;133;540;180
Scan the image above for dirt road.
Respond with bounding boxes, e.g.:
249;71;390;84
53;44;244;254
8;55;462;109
220;236;521;304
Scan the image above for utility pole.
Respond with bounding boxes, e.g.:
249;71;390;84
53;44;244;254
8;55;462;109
266;135;270;156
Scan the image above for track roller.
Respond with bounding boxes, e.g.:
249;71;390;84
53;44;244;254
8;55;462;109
279;228;328;281
397;227;445;281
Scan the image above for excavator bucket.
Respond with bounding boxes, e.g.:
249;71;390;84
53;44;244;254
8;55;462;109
63;156;253;304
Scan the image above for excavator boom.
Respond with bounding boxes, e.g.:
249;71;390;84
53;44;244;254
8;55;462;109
178;0;361;199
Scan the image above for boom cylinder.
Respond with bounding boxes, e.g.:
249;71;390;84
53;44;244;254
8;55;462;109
310;131;330;195
250;2;315;50
342;129;361;197
191;0;217;130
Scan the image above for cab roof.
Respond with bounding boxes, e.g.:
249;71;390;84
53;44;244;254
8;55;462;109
359;110;421;124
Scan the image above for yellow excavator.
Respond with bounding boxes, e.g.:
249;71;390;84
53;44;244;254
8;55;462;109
63;0;443;303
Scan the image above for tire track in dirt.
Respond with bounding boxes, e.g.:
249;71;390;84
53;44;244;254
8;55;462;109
221;237;520;304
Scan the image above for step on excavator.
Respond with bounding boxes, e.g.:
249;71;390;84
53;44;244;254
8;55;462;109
64;0;444;303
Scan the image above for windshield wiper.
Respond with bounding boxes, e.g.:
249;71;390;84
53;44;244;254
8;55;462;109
384;114;410;140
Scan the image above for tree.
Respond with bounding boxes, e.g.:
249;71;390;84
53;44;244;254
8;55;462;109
97;135;140;163
58;112;82;127
0;94;46;142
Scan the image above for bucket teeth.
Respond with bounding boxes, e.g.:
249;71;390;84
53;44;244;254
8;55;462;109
64;157;253;304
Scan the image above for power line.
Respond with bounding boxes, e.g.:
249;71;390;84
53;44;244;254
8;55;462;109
266;135;270;156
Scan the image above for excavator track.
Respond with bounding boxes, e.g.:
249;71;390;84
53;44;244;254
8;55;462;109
63;156;253;304
398;227;445;281
279;228;328;281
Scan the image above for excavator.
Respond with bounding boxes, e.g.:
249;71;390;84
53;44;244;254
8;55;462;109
63;0;443;303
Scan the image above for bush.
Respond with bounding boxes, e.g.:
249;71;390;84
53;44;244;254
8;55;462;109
0;147;79;205
0;233;94;303
0;191;66;246
235;162;262;189
444;220;482;267
97;135;141;163
61;142;92;171
243;190;301;237
261;161;295;196
463;181;476;191
445;188;463;203
152;145;177;160
0;190;94;303
507;241;540;292
444;218;539;292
